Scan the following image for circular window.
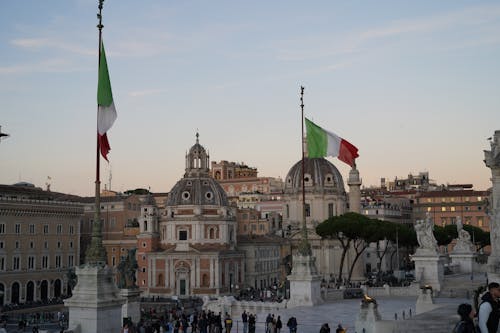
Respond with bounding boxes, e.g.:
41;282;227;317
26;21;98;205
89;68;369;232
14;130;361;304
304;177;310;182
205;191;213;200
186;181;192;186
326;177;332;182
142;242;147;248
203;181;209;186
182;191;190;200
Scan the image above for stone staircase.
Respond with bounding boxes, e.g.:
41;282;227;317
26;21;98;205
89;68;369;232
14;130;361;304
438;273;486;298
393;303;459;333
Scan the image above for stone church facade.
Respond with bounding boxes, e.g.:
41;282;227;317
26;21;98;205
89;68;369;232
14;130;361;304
136;134;245;297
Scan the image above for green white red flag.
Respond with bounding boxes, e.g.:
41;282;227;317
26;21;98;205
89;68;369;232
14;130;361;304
97;42;117;161
305;117;358;167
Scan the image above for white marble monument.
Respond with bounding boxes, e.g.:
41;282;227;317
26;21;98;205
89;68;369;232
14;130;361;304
411;213;445;292
287;252;323;307
64;264;125;333
450;216;476;274
485;130;500;283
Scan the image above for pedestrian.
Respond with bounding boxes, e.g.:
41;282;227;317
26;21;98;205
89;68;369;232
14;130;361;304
319;323;330;333
335;324;345;333
276;316;282;333
248;314;256;333
242;311;248;333
453;303;477;333
286;317;297;333
478;282;500;333
224;313;233;333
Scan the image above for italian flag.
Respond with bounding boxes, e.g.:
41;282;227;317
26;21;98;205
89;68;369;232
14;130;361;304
97;42;117;161
305;117;359;167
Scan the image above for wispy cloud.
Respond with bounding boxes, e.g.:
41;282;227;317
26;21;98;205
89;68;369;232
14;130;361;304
129;88;169;97
0;58;90;74
360;4;500;40
11;38;94;56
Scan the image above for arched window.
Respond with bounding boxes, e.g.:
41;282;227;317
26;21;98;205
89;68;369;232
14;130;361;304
209;228;215;239
202;274;209;287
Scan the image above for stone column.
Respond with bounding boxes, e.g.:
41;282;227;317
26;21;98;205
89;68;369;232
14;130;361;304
484;130;500;283
347;165;362;213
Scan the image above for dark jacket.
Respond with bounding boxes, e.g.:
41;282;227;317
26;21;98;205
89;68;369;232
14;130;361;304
454;319;477;333
480;292;500;333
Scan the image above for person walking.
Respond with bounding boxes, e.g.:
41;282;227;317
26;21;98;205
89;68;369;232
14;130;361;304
242;311;248;333
320;323;330;333
276;316;282;333
286;317;297;333
335;324;345;333
453;303;477;333
478;282;500;333
224;313;233;333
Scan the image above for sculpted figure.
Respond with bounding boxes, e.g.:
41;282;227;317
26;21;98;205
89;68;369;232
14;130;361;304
116;248;138;289
453;216;475;253
415;212;438;251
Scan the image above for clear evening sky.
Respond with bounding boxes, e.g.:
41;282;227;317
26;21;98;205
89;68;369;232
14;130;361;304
0;1;499;196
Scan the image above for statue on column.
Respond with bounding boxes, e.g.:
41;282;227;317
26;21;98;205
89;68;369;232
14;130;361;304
117;248;139;289
453;216;475;253
414;212;438;253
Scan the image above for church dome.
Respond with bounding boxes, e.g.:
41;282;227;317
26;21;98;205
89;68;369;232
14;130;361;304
166;132;229;207
166;177;229;207
284;157;345;194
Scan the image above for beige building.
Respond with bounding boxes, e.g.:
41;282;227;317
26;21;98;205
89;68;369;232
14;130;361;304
80;194;143;267
0;184;82;306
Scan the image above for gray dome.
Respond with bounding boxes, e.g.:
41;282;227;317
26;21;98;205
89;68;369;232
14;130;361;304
284;158;345;194
166;177;229;207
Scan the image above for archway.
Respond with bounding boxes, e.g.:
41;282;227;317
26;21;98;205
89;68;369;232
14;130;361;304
54;279;62;298
0;283;5;305
11;282;20;304
26;281;35;302
40;280;48;302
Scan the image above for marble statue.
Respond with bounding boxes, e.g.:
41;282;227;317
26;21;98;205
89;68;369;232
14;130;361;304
453;216;475;253
415;212;438;252
117;248;139;289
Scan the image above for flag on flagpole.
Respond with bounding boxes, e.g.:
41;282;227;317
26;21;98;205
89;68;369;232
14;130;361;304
97;42;117;161
305;117;359;167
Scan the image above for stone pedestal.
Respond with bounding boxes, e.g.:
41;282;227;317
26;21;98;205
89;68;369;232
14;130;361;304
287;254;323;307
121;288;142;325
415;287;440;315
450;252;476;274
64;264;125;333
411;250;445;292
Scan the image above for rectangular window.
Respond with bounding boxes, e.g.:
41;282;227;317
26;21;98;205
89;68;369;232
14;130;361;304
328;203;334;218
43;225;49;234
69;225;74;234
68;255;74;268
57;224;63;234
28;256;35;270
15;224;21;234
441;217;447;226
477;196;482;201
478;217;484;227
427;198;432;203
441;207;446;212
0;256;5;271
451;207;456;212
55;255;62;268
42;256;49;269
179;230;188;240
0;241;3;249
15;241;20;249
305;203;311;217
29;224;35;234
44;241;49;249
13;256;20;270
0;224;5;234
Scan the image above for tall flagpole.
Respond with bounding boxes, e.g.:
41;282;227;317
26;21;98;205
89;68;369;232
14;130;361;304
298;86;311;256
85;0;107;266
